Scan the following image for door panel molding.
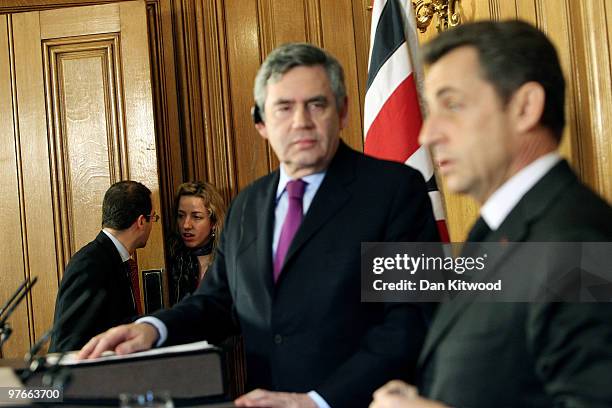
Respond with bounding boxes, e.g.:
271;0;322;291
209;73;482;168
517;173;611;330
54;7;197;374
1;1;166;358
43;34;128;260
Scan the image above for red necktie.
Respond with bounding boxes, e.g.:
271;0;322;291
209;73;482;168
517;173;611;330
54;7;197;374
273;179;306;282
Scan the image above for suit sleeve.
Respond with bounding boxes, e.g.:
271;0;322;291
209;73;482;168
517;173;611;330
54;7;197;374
317;169;439;407
49;256;107;352
529;301;612;407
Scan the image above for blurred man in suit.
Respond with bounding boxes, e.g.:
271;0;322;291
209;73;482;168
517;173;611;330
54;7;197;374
371;20;612;408
49;180;157;352
78;43;439;408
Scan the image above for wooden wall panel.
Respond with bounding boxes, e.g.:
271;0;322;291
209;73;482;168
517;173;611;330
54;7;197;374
568;0;612;201
320;0;364;150
0;15;31;359
58;50;117;255
537;0;578;164
305;0;323;45
171;0;206;184
119;1;166;271
197;0;235;199
458;0;491;23
1;0;120;13
12;11;59;353
268;0;308;44
39;2;120;37
145;0;182;244
1;1;166;358
224;0;269;189
515;0;537;25
351;0;371;120
48;45;119;256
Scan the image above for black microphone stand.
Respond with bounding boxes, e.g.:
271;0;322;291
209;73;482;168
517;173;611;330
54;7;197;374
22;290;106;393
0;277;38;352
20;289;92;382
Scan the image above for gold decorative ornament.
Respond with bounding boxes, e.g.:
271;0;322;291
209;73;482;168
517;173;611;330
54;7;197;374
412;0;461;33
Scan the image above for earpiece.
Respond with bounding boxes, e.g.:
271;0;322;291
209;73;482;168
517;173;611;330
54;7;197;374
251;105;263;124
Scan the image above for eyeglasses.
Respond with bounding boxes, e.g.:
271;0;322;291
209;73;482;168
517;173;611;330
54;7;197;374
144;214;160;222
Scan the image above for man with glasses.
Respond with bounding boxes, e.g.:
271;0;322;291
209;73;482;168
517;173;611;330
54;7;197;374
50;180;158;352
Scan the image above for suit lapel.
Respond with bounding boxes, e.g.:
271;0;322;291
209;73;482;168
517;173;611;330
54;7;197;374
277;142;354;282
419;161;576;366
419;240;522;366
251;172;279;295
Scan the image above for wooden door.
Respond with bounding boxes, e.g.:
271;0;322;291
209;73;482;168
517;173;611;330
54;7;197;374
0;1;165;358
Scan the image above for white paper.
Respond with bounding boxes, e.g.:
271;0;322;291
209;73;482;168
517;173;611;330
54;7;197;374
46;340;213;366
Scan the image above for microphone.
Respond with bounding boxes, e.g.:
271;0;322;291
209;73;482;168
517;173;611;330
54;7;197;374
0;277;38;350
24;289;93;364
0;277;38;324
40;290;107;390
21;289;106;382
0;279;29;318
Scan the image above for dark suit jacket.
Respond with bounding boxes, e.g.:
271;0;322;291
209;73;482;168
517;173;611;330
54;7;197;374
419;160;612;407
49;231;136;352
154;142;439;407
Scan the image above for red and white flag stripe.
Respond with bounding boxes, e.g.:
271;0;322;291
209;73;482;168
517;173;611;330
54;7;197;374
364;0;449;241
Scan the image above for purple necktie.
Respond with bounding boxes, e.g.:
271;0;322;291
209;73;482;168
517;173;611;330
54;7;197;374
274;179;306;282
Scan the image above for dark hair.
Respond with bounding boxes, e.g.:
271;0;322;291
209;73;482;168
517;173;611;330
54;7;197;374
254;42;346;118
173;181;226;252
422;20;565;141
102;181;152;230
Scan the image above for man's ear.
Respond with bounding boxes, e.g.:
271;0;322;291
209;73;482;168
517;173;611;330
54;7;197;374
255;121;268;140
135;214;147;230
510;82;545;134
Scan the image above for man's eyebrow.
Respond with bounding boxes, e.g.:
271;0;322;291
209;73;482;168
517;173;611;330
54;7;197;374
435;86;460;99
272;98;294;106
271;95;328;106
305;95;328;103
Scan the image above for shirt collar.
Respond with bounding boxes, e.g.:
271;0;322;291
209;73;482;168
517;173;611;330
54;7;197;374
481;152;561;230
276;166;326;201
102;228;131;262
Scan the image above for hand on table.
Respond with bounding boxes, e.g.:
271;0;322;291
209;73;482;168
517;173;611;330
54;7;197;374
77;322;159;359
235;389;317;408
370;380;449;408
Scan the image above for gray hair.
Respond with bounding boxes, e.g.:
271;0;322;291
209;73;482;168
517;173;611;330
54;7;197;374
253;43;346;118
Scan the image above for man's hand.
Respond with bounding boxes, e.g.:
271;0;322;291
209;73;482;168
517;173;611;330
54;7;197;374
77;323;159;359
370;380;449;408
234;389;317;408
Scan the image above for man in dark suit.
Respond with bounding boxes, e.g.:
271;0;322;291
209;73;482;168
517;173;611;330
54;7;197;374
49;180;158;352
370;21;612;408
79;43;439;407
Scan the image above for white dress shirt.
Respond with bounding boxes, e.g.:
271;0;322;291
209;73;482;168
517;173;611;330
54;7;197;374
480;152;561;230
273;167;326;256
101;229;131;262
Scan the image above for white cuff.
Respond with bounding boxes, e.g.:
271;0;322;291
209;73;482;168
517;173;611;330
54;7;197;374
135;316;167;347
307;391;331;408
